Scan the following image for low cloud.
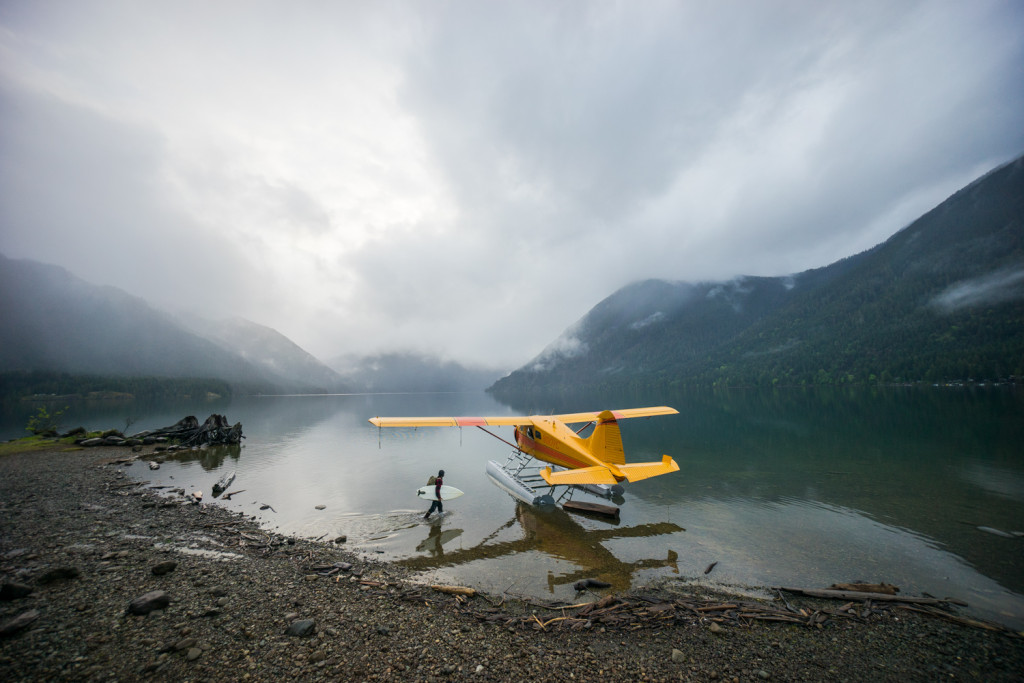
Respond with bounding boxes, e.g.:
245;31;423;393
527;324;588;372
930;268;1024;312
1;2;1022;368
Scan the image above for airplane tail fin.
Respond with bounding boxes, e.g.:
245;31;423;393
587;410;625;465
540;466;618;486
616;455;679;483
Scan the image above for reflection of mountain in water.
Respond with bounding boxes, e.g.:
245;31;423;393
165;444;242;471
398;503;682;592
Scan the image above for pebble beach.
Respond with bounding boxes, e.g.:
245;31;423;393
1;443;1022;682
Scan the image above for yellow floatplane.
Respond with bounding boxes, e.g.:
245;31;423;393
369;407;680;503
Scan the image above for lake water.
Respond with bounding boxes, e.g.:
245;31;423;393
4;386;1022;629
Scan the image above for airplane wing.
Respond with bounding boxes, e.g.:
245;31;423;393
369;416;531;428
546;406;679;424
370;406;677;428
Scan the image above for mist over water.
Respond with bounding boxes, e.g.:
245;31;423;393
7;387;1022;628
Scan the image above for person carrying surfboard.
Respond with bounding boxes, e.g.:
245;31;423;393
424;469;445;519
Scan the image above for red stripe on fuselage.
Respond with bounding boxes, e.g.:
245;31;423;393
516;431;590;470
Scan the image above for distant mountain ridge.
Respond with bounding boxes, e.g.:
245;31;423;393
490;154;1024;395
328;352;501;393
0;254;347;394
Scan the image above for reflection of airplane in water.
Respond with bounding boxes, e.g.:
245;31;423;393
399;503;682;593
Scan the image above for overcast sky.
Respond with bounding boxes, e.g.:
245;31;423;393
1;1;1022;371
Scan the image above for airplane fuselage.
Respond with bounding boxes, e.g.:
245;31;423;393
514;418;625;481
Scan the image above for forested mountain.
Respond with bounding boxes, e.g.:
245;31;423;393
0;255;347;396
490;154;1024;395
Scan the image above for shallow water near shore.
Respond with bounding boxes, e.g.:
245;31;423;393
7;386;1023;629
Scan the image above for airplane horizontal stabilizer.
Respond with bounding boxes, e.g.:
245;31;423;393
616;455;680;483
540;466;619;486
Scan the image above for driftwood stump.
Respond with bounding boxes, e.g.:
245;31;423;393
136;414;243;446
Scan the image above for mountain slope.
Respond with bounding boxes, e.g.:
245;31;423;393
0;255;343;394
0;255;267;383
184;316;349;393
490;154;1024;394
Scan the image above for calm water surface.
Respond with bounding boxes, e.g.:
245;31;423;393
5;387;1022;628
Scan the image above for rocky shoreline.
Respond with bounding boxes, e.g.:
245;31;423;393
1;444;1022;681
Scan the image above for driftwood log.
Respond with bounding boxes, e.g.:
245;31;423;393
212;471;236;496
135;415;243;447
430;585;477;597
831;582;898;595
778;587;967;606
385;582;1020;637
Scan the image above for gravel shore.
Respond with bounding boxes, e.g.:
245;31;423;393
1;444;1022;682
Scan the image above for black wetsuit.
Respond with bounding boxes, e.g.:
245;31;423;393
425;476;443;518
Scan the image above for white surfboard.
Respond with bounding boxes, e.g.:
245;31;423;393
416;485;464;501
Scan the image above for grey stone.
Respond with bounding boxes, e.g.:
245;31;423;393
128;590;170;615
152;560;178;576
174;638;197;651
0;582;33;601
38;566;80;584
0;609;40;637
285;619;315;637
